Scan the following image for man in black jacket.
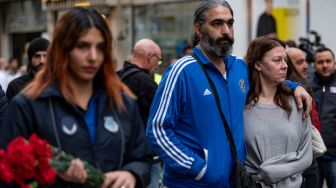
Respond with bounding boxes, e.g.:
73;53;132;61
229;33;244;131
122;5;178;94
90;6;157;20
6;37;49;100
310;47;336;188
118;39;162;188
0;84;7;126
119;39;162;126
256;0;277;37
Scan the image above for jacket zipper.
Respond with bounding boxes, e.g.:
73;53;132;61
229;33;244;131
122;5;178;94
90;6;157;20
319;85;326;116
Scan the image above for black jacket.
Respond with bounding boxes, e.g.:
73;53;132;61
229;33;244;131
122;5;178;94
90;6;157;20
256;12;277;37
310;72;336;157
0;83;151;188
6;72;34;101
0;84;7;126
119;62;158;126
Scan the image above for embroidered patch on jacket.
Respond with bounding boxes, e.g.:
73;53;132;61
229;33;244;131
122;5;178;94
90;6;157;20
239;79;246;93
104;116;119;133
61;116;78;135
330;86;336;94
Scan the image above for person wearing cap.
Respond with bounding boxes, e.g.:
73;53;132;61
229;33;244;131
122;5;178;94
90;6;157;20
6;37;49;100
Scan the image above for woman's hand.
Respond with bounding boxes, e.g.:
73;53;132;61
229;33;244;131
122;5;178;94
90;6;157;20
57;158;88;184
101;170;136;188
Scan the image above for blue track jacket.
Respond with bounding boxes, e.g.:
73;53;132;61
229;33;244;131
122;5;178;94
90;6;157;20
146;47;249;187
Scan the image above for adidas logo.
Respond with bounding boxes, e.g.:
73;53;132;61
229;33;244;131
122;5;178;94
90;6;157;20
203;88;212;96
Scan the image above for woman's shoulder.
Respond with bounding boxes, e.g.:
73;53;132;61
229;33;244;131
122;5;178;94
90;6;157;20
11;92;32;104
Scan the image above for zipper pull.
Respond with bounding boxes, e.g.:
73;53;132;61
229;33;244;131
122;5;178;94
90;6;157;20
323;86;326;92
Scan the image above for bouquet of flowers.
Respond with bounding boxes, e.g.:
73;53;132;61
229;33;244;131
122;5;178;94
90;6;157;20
0;134;105;188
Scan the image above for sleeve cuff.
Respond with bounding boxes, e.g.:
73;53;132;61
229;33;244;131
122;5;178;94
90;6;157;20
192;149;208;181
284;80;302;91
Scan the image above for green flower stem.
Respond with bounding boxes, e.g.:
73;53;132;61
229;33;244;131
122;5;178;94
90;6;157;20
50;147;105;187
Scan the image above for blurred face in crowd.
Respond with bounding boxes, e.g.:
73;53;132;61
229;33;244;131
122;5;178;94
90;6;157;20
256;46;288;86
68;27;104;84
0;57;7;70
32;51;48;70
287;48;308;78
196;5;234;58
315;50;335;77
9;58;19;72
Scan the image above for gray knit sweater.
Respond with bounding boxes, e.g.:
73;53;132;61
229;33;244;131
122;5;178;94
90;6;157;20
244;98;312;188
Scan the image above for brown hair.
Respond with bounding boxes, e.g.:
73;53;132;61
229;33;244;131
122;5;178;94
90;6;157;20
23;7;133;111
245;37;292;116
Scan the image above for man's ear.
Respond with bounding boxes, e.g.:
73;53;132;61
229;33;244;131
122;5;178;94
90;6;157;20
146;53;152;65
194;23;202;38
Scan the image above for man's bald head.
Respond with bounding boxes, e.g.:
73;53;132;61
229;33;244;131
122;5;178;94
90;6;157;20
132;39;162;75
287;47;308;78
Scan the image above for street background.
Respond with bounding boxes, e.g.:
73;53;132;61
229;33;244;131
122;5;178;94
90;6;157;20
0;0;333;76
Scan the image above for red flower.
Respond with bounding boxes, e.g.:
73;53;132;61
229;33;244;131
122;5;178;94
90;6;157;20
0;149;14;184
29;134;56;185
29;134;52;159
6;137;36;182
0;134;103;187
0;135;57;187
35;157;56;185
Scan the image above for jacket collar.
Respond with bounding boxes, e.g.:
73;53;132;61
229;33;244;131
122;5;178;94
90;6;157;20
124;61;150;75
39;81;106;99
193;45;236;71
39;82;62;98
314;72;336;85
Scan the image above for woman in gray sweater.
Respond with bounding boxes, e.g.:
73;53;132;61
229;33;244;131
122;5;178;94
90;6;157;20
243;37;313;188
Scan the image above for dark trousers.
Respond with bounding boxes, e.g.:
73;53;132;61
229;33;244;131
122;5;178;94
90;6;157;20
301;158;319;188
317;157;336;188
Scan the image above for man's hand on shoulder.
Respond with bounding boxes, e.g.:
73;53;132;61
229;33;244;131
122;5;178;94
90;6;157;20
294;85;312;119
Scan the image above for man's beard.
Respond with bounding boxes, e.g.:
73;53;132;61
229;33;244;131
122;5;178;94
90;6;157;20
202;30;234;58
31;63;43;74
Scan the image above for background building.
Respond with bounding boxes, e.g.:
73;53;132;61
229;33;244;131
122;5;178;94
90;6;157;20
0;0;334;71
42;0;208;71
0;0;47;67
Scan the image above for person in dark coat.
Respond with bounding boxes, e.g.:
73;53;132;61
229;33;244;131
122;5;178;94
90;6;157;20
119;39;161;125
0;7;151;188
256;0;277;37
0;84;7;126
6;37;49;100
310;47;336;188
118;39;162;188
